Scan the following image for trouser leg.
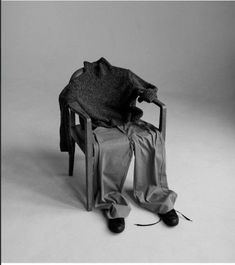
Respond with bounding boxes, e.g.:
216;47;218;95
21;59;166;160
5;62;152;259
128;121;177;214
93;126;132;219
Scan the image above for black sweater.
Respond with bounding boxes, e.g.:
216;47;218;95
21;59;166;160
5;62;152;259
59;57;158;152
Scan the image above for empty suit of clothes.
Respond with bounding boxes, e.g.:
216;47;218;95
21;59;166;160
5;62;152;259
93;120;177;219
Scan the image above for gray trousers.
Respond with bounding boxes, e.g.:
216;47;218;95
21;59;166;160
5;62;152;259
93;120;177;219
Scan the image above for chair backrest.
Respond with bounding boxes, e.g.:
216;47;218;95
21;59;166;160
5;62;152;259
70;68;84;81
68;68;86;130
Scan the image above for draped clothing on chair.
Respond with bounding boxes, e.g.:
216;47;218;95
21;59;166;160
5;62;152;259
58;57;177;217
59;57;158;152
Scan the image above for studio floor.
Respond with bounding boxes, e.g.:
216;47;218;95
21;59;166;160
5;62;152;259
2;90;235;262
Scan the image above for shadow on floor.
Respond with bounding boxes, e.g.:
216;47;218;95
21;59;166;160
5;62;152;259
3;147;87;210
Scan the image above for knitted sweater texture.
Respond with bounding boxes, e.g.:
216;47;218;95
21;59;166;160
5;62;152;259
59;57;158;152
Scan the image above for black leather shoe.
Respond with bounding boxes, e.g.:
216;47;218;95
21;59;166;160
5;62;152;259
158;209;179;227
108;218;125;233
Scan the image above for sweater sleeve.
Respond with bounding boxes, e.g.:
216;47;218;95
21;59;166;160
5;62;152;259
128;70;158;103
58;82;78;152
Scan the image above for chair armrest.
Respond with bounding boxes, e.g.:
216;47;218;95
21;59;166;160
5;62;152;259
152;98;166;109
68;102;93;156
152;98;167;141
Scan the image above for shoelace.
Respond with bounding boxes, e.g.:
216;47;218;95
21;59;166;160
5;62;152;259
176;210;193;222
134;210;192;227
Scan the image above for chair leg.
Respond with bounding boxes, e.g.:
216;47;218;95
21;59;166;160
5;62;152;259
69;141;75;176
85;153;93;211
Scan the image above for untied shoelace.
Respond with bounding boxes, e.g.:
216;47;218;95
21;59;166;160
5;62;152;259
134;210;193;227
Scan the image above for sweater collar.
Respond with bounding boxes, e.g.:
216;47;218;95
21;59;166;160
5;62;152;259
83;57;112;76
